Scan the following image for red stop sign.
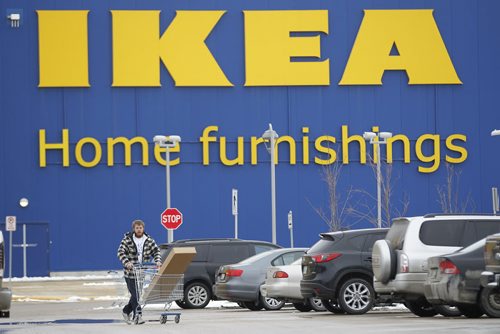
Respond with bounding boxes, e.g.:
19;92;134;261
161;208;183;230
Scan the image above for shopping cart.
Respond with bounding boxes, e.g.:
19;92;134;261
133;263;184;325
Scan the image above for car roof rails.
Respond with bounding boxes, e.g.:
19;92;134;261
423;213;497;218
172;238;241;243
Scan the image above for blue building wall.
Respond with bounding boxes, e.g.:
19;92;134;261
1;0;500;273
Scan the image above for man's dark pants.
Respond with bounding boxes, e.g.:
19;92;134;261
123;277;142;317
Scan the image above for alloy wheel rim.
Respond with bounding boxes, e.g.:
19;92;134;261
265;297;282;307
188;286;208;306
343;282;371;310
489;290;500;309
311;298;324;308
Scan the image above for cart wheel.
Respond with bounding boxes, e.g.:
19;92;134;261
175;315;180;324
160;315;167;324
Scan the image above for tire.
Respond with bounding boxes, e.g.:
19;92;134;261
457;304;484;318
260;294;285;311
337;278;375;315
480;287;500;318
309;297;326;312
184;282;211;309
321;298;346;314
405;299;438;317
237;302;246;308
242;301;263;311
293;302;312;312
433;305;462;317
372;240;397;284
175;300;188;309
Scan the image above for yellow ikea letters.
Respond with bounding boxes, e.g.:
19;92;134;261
340;10;461;85
37;9;461;87
244;10;330;86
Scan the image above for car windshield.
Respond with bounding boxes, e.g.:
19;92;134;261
457;237;486;253
238;249;278;265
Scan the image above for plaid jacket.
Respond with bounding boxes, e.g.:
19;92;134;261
117;232;161;278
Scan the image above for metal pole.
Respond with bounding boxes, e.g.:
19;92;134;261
166;147;173;243
288;211;294;248
376;141;382;229
23;224;27;278
270;126;277;244
235;213;238;239
9;231;12;282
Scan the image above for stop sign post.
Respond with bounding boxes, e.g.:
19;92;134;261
161;208;183;231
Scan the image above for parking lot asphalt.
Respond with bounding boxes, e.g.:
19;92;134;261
2;277;500;334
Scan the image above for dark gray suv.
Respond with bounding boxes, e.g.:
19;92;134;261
160;238;280;309
301;228;388;314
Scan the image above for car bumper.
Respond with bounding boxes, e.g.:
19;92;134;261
213;282;259;302
424;276;478;305
374;273;427;297
261;282;302;300
480;271;500;288
0;288;12;314
300;280;336;299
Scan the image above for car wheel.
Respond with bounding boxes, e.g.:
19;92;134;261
242;301;263;311
237;302;246;308
293;302;312;312
404;298;438;317
321;298;346;314
184;282;211;309
175;300;188;309
372;240;397;284
457;304;484;318
260;295;285;310
309;297;326;312
337;278;375;315
433;305;462;317
480;287;500;318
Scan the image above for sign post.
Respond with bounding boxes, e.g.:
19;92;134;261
5;216;16;282
493;187;499;215
288;210;294;248
232;189;238;238
161;208;183;232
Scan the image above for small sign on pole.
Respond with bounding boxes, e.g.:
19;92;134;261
6;216;16;232
232;189;238;238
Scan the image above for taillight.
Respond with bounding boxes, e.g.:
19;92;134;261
273;271;289;279
226;269;243;277
312;253;342;263
400;253;409;273
439;259;460;275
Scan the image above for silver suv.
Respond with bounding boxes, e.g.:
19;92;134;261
0;231;12;317
372;214;500;317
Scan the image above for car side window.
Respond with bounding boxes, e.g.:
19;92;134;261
363;233;386;253
192;245;209;262
344;235;367;251
271;255;285;266
419;220;466;246
468;220;500;246
209;244;249;263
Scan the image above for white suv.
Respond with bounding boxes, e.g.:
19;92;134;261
372;214;500;317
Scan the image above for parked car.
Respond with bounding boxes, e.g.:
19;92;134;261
213;248;307;310
372;214;500;317
260;258;325;312
159;238;280;309
424;238;487;318
0;231;12;317
300;228;388;315
480;233;500;317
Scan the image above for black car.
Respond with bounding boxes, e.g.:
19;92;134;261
301;228;389;314
425;235;500;318
160;238;280;309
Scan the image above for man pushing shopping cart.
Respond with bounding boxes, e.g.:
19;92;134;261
117;219;162;325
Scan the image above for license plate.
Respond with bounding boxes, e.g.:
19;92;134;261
430;269;438;279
